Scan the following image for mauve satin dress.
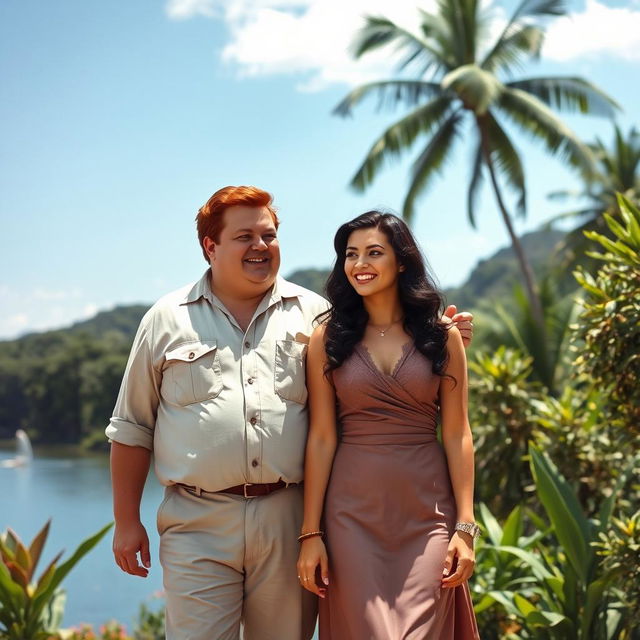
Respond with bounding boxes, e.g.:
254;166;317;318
319;342;480;640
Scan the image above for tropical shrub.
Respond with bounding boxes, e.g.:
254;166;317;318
573;194;640;437
0;521;112;640
468;347;541;517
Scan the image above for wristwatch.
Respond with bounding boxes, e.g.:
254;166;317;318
455;521;481;542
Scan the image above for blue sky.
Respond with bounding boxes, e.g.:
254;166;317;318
1;0;639;339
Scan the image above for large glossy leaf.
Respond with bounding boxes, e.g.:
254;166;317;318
494;545;553;581
29;523;112;623
501;505;524;546
479;502;503;545
580;570;622;640
529;443;594;583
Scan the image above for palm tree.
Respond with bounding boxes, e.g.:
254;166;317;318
335;0;619;328
549;125;640;265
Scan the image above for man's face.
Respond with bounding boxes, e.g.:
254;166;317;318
205;205;281;297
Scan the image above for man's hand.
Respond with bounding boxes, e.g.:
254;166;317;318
443;305;474;348
112;519;151;577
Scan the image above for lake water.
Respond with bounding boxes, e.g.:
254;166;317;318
1;446;321;637
1;446;166;630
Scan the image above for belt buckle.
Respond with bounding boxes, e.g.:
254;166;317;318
243;483;255;498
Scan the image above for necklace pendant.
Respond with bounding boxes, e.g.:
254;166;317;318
379;331;386;337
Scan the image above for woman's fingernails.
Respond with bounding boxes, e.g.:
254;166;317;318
323;577;329;585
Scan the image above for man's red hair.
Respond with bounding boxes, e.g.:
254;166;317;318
196;185;280;262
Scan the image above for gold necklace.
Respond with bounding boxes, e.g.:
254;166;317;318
368;318;403;337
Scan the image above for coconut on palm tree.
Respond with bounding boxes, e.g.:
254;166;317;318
335;0;619;328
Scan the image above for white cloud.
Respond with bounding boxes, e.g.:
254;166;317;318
166;0;640;90
167;0;434;90
543;0;640;62
166;0;220;20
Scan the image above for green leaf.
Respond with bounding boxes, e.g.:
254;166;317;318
501;505;524;546
402;110;463;222
529;443;594;583
494;545;553;581
29;523;112;623
514;592;538;617
349;96;454;192
479;502;503;545
526;610;569;627
333;80;443;117
506;76;619;117
27;520;51;582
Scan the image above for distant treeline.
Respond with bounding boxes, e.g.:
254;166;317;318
0;229;568;447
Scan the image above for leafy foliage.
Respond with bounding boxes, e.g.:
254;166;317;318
0;521;112;640
573;194;640;435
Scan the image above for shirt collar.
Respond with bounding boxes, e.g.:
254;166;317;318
181;270;302;308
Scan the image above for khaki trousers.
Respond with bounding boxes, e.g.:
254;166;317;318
157;484;318;640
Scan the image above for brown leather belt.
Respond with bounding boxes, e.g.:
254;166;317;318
179;479;299;498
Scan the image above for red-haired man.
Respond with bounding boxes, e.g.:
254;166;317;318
106;186;473;640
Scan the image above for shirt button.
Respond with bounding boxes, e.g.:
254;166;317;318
251;459;259;467
244;341;251;348
250;417;257;425
247;377;254;385
188;352;195;360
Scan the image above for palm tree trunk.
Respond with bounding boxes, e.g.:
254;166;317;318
477;121;546;332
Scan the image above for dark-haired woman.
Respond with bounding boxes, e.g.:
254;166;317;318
297;212;480;639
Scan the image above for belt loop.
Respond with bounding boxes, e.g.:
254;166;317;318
194;486;202;497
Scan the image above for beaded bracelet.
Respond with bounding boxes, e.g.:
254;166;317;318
297;531;324;542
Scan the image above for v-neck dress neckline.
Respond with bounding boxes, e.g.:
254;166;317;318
357;341;415;379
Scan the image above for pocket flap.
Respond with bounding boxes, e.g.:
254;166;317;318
165;340;217;363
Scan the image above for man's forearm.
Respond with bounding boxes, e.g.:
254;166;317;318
110;442;152;522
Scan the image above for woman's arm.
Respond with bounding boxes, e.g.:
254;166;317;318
439;325;476;588
297;324;338;598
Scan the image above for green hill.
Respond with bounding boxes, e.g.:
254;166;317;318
0;231;572;444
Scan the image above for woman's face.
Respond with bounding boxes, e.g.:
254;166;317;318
344;226;404;297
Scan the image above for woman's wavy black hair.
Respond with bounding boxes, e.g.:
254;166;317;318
318;210;449;376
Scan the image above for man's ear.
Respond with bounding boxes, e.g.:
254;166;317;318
203;236;216;261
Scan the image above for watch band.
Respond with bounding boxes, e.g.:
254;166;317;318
455;521;481;541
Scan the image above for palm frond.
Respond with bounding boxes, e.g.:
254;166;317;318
467;138;484;228
333;81;443;118
497;87;596;176
351;15;445;74
506;76;619;117
350;96;455;192
484;111;527;217
482;25;545;74
402;110;464;223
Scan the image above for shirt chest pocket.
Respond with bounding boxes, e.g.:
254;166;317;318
274;340;308;405
162;341;222;407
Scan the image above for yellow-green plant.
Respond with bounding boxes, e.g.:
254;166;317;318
0;520;112;640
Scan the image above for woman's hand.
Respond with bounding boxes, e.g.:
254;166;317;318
441;531;475;589
297;536;329;598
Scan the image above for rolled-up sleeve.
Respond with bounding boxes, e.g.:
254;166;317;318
105;314;161;450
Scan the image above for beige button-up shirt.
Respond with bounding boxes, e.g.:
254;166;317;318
106;270;329;492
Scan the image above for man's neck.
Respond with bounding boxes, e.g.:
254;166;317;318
210;277;274;331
